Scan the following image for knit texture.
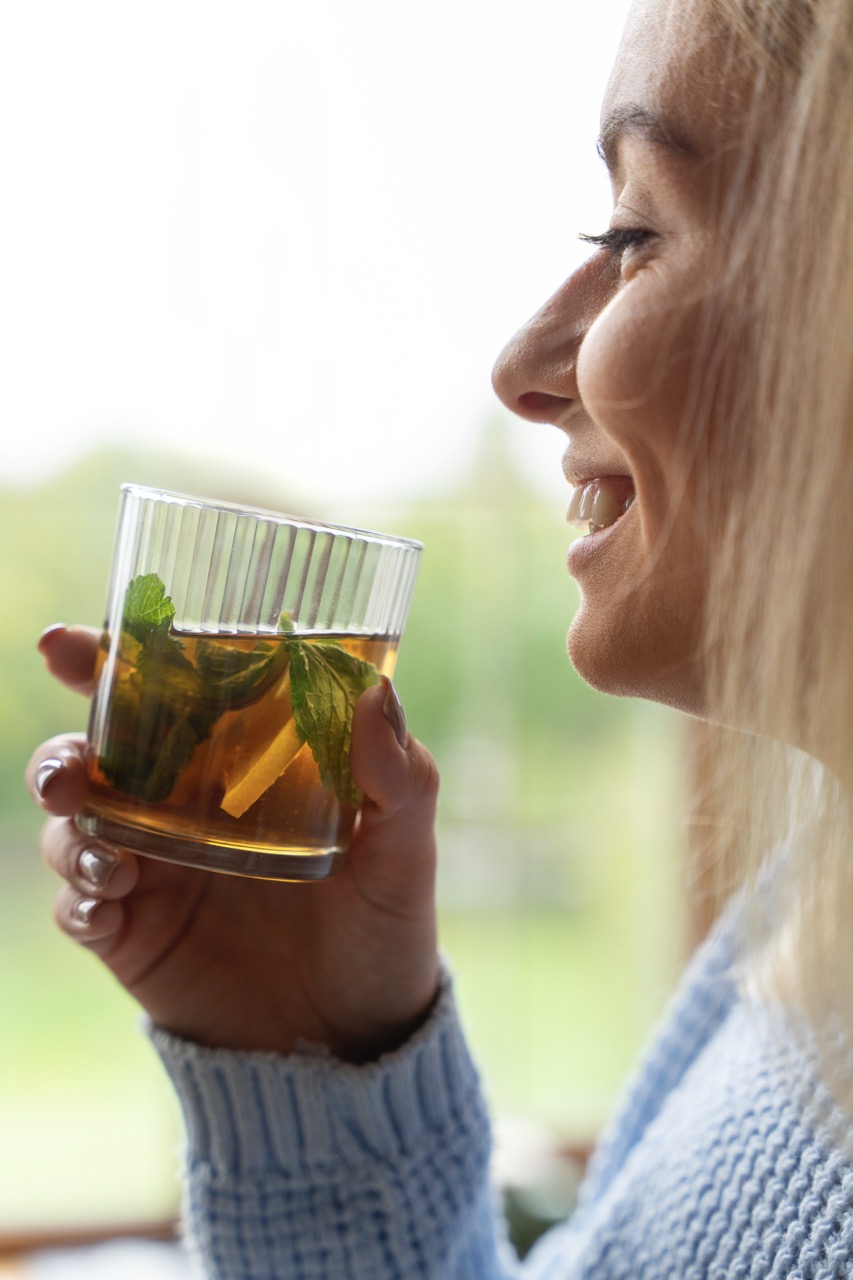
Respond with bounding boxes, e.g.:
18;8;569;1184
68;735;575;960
150;907;853;1278
150;976;511;1277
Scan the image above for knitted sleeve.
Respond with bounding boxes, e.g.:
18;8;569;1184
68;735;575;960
148;970;522;1279
149;897;853;1280
145;912;738;1279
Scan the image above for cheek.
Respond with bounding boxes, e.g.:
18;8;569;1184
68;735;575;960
569;280;717;714
577;282;711;507
577;282;694;429
576;296;649;416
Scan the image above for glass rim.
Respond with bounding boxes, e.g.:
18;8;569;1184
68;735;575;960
120;482;423;552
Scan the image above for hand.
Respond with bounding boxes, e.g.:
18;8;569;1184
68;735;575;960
26;625;441;1062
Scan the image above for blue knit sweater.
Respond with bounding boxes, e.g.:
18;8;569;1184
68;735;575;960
150;903;853;1278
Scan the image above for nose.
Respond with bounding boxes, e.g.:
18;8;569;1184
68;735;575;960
491;255;611;424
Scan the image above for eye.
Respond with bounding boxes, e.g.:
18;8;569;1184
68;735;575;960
578;227;656;273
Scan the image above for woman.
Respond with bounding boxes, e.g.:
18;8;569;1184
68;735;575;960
25;0;853;1274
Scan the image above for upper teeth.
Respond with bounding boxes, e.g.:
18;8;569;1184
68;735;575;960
567;480;635;533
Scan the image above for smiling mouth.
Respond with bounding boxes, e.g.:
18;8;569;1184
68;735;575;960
567;476;636;535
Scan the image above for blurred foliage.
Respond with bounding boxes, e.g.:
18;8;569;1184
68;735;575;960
0;432;688;1229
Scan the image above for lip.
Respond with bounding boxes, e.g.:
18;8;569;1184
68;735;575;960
562;448;634;491
566;498;636;577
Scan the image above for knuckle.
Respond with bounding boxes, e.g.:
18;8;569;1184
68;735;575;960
409;746;441;806
39;816;66;865
41;817;85;881
53;885;78;934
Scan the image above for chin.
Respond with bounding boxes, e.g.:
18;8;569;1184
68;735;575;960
566;605;706;716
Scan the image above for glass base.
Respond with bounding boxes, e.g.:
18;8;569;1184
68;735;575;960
76;812;345;881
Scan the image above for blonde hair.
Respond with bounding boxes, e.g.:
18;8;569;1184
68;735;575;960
679;0;853;1118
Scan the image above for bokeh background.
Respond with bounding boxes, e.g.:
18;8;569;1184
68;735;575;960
0;0;692;1265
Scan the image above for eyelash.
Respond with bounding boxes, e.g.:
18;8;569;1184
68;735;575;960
578;227;655;259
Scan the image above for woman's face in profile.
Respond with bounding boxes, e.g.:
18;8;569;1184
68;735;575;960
493;0;768;718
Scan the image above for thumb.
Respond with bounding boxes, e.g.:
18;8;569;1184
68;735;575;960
348;677;439;893
350;677;439;816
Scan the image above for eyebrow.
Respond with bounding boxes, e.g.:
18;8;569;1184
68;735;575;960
597;104;698;174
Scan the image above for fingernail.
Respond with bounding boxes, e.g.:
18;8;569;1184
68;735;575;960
79;847;118;890
34;756;64;800
71;897;100;928
381;676;408;748
37;624;67;655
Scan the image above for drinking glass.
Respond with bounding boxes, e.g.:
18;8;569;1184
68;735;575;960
77;484;422;880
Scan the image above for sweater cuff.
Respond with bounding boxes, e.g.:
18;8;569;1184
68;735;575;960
146;968;486;1179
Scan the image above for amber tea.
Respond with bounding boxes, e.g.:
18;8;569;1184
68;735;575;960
80;578;397;878
83;625;397;875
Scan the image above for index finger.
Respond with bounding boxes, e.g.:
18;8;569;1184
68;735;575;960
37;625;101;696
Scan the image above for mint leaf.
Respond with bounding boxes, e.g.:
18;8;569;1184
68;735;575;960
287;638;379;807
99;573;199;801
98;664;205;801
195;638;287;708
122;572;188;672
141;714;204;803
122;573;177;644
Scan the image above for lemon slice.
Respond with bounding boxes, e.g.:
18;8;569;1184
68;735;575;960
220;717;305;818
219;672;305;819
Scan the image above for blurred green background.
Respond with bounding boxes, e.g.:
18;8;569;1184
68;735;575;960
0;431;688;1231
0;0;672;1247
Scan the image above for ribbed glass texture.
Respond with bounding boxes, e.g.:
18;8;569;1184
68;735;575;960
107;484;422;637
